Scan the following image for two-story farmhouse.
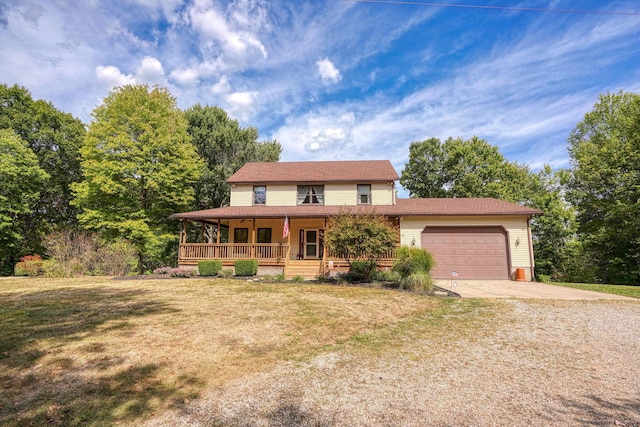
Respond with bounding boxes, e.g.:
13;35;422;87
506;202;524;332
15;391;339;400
171;160;541;280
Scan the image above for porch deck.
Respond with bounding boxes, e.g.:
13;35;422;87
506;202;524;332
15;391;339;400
178;243;290;265
178;243;397;277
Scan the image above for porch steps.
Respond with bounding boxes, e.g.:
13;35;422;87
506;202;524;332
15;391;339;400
284;260;322;280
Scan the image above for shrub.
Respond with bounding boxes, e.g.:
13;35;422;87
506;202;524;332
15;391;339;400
14;265;28;276
42;259;66;278
43;230;136;277
537;274;552;283
151;266;195;277
44;230;98;276
341;271;365;283
234;259;258;276
198;260;223;276
348;260;378;282
274;272;286;282
14;255;43;277
153;266;173;275
219;269;234;278
400;272;433;293
372;269;400;282
291;275;305;282
94;240;137;276
169;267;196;277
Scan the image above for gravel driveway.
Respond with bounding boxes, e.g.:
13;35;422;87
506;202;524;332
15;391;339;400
149;299;640;427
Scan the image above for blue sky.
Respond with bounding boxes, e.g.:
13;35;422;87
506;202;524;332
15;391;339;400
1;0;639;180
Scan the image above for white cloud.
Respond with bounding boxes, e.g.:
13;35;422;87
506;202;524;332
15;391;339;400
226;91;256;107
169;67;199;86
136;56;165;84
95;56;167;89
95;65;135;87
272;108;358;159
316;58;342;85
211;75;231;95
225;90;258;119
187;0;267;70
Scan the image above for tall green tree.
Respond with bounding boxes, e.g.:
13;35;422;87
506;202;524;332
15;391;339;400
184;105;281;209
0;130;49;273
568;91;640;284
400;136;535;202
400;136;578;281
72;85;202;273
0;83;85;269
529;166;577;280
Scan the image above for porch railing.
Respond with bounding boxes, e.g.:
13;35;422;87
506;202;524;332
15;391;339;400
179;243;290;262
326;246;398;261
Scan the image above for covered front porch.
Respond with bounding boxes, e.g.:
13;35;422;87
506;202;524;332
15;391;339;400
175;214;398;278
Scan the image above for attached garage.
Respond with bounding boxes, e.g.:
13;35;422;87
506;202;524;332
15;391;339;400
421;226;510;280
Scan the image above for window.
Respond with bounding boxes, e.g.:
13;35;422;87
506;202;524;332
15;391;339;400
253;186;266;205
257;228;272;243
233;228;248;243
358;184;371;205
297;185;324;205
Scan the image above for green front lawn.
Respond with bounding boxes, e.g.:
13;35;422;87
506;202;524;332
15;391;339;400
549;282;640;298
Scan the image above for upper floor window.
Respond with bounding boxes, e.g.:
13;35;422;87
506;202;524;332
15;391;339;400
253;185;266;205
297;185;324;205
358;184;371;205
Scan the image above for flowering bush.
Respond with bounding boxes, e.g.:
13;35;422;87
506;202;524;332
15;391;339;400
153;266;174;275
153;266;196;277
169;268;196;278
14;255;44;277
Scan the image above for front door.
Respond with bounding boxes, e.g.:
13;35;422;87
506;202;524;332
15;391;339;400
304;229;319;259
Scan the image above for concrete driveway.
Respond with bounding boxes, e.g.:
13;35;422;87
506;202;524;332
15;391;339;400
433;279;636;300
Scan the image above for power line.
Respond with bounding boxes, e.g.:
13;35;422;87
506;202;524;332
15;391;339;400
343;0;640;17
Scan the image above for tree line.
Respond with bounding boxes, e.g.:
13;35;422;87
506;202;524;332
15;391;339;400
1;82;638;284
1;83;280;275
401;91;640;284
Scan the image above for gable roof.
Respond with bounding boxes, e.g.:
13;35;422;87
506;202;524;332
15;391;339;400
170;198;541;221
226;160;400;184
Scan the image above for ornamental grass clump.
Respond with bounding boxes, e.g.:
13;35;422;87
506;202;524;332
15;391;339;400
392;246;436;293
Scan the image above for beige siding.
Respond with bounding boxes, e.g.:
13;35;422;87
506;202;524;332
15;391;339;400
400;216;532;268
325;182;394;206
231;182;396;207
324;183;356;205
266;184;297;206
230;185;252;206
371;182;394;205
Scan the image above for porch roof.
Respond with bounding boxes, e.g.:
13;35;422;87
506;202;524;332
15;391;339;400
170;198;541;221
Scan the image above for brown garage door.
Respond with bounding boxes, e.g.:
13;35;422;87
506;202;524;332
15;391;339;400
421;226;509;280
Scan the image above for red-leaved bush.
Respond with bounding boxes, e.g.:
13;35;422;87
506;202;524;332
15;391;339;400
14;255;44;276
